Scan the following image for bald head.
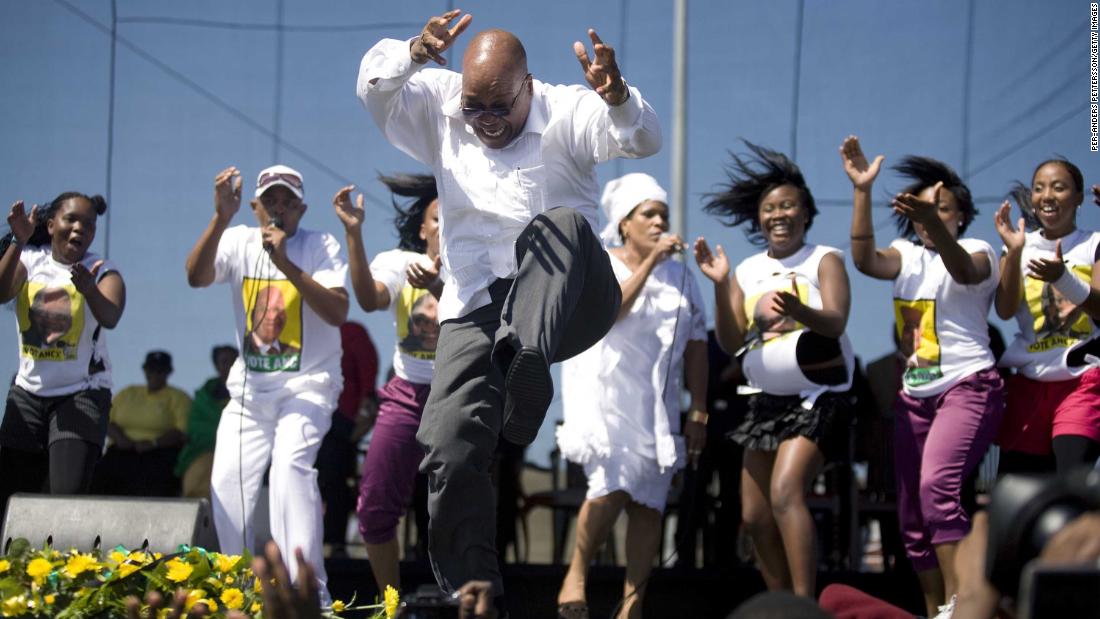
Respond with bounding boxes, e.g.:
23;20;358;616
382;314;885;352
462;30;527;79
460;30;534;149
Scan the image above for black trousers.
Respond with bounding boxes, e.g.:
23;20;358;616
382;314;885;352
416;207;621;594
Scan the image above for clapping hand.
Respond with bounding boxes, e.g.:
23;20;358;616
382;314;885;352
993;200;1026;253
770;276;804;320
892;182;942;226
839;135;884;191
693;237;730;284
407;255;441;289
7;201;36;246
573;29;629;106
214;167;242;222
70;260;103;295
411;9;472;65
1027;239;1067;282
332;185;365;231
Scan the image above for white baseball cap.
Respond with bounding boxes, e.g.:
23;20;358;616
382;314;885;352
255;164;304;199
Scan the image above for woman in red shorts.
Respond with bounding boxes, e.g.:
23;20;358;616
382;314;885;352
995;158;1100;473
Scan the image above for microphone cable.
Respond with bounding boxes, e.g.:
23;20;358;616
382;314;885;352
235;220;280;553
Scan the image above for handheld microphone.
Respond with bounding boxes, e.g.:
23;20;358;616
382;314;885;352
263;216;284;254
660;232;686;253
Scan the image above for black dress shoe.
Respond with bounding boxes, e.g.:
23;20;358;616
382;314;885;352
500;346;553;446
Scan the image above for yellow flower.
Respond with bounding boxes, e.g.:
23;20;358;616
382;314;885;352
331;599;346;613
153;552;163;560
165;558;194;582
25;558;52;584
117;562;142;578
63;552;101;578
220;588;244;610
253;577;263;593
128;551;149;564
213;554;240;573
1;595;28;617
225;576;235;585
250;601;262;614
184;589;207;610
0;560;9;574
43;594;55;606
108;550;126;564
384;585;400;618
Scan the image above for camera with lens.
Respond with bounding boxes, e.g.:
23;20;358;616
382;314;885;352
395;585;460;619
985;467;1100;618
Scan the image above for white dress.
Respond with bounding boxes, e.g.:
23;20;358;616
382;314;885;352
557;252;706;510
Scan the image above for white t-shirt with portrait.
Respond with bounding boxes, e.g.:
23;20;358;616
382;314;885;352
1000;228;1100;381
734;244;855;397
890;237;998;398
369;249;438;385
214;225;348;404
14;246;118;397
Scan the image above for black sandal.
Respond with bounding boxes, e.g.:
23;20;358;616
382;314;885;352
557;601;589;619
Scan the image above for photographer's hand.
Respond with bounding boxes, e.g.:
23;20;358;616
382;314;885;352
952;512;1002;619
456;581;497;619
1039;511;1100;566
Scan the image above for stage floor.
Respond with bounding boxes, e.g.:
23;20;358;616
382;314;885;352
326;559;926;618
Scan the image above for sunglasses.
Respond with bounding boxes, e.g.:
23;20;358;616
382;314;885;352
257;172;303;189
461;74;531;120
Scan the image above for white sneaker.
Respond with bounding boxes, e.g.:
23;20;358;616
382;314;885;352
931;595;956;619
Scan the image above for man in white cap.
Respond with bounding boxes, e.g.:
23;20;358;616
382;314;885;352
357;8;661;602
184;164;349;604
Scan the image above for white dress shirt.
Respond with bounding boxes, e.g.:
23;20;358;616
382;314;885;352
357;37;662;320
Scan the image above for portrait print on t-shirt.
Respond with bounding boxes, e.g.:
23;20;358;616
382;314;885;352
396;285;439;360
17;282;84;361
1026;264;1093;351
743;272;808;348
894;298;942;387
242;278;303;372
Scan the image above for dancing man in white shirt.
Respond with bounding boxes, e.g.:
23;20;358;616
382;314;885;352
357;9;661;603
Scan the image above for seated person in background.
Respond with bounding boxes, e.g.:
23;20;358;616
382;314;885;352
175;344;237;500
94;350;192;496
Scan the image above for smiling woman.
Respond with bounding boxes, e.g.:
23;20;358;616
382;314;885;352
693;142;852;599
0;191;126;524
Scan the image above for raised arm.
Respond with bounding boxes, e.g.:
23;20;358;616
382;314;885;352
186;167;240;288
0;201;33;303
333;186;391;312
572;29;661;161
694;237;747;353
993;201;1026;320
357;11;469;166
839;135;899;280
615;234;682;320
892;183;991;285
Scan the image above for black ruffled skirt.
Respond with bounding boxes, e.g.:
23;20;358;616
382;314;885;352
729;391;846;451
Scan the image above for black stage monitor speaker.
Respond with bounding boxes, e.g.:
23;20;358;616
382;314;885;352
0;494;219;554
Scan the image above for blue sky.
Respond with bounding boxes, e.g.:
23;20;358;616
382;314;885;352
1;1;1095;463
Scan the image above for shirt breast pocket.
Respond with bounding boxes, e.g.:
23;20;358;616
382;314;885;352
505;164;546;222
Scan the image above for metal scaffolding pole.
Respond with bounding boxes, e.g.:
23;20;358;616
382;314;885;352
670;0;687;237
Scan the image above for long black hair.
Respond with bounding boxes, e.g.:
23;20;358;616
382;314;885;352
380;174;438;253
702;140;817;247
892;156;974;240
0;191;107;255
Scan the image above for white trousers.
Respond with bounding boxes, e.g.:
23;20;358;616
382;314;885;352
210;388;334;604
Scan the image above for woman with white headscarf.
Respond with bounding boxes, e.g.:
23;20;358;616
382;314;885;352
555;173;708;619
